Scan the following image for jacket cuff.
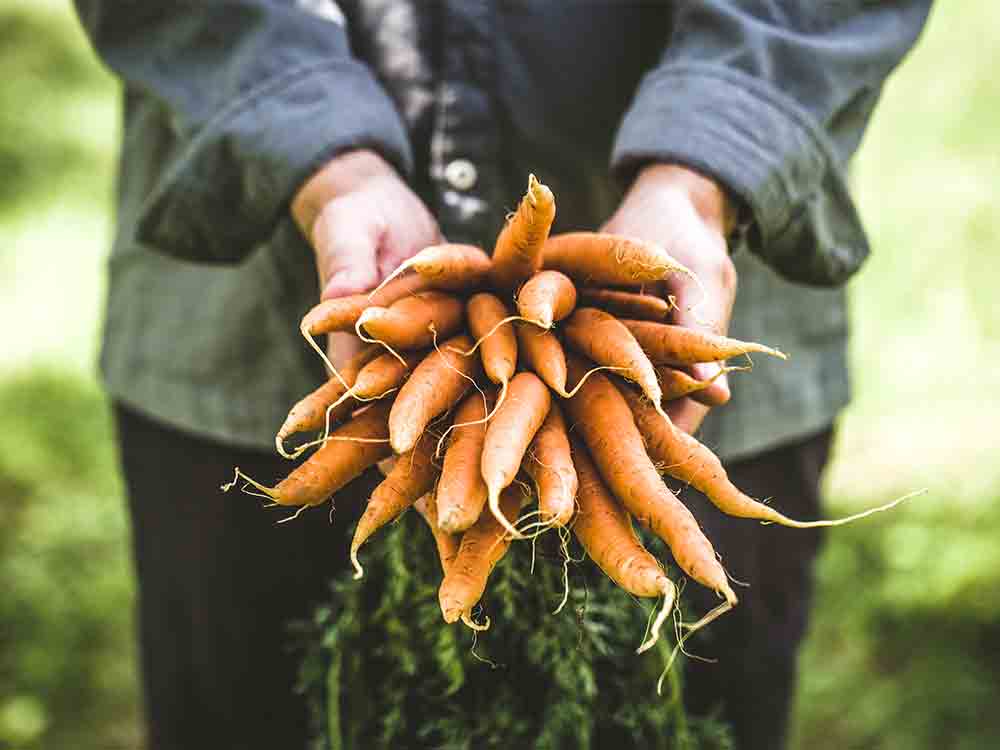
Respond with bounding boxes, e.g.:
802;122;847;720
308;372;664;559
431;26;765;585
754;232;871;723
611;63;868;286
136;58;413;263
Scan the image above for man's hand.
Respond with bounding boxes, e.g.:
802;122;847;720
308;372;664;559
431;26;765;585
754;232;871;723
601;164;737;434
292;149;441;366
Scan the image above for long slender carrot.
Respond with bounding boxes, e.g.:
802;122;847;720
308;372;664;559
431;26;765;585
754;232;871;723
438;486;523;625
523;403;577;527
371;243;492;296
543;232;696;286
351;349;426;399
225;400;392;507
622;320;787;364
481;372;552;537
657;365;743;405
300;273;431;336
358;291;464;351
516;270;577;329
350;431;439;576
491;174;556;291
515;321;568;396
275;345;380;453
563;357;735;604
563;308;663;409
437;391;492;533
467;293;517;388
414;493;461;574
578;287;673;321
389;334;479;454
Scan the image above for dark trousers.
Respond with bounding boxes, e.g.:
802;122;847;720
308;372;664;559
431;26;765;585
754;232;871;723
114;402;831;750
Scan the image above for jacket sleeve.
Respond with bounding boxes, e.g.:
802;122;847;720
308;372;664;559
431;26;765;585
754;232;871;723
610;1;932;285
74;0;412;263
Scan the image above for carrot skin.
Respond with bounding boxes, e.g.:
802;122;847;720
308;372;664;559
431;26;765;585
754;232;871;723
543;232;694;286
351;349;426;399
359;292;464;350
563;357;734;603
301;274;431;335
622;320;787;364
388;334;480;454
516;270;577;328
410;243;493;289
578;287;672;321
438;486;522;623
491;174;556;291
515;321;568;395
467;293;517;386
414;493;461;574
437;391;492;533
524;402;577;527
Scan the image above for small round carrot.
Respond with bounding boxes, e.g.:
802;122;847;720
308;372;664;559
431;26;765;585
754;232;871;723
351;349;426;399
515;321;568;396
516;270;577;329
275;345;380;453
389;334;480;454
350;431;439;576
543;232;696;286
523;403;577;527
622;320;787;364
438;486;523;625
467;293;517;387
563;307;663;409
300;273;432;336
481;372;552;537
437;391;492;533
414;493;461;574
491;174;556;291
226;400;392;507
563;356;735;605
358;291;464;351
578;287;673;321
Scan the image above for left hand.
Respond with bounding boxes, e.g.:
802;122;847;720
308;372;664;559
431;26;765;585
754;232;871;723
601;164;737;434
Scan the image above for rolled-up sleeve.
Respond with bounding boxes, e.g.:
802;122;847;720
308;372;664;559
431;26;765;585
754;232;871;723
74;0;412;263
611;1;932;286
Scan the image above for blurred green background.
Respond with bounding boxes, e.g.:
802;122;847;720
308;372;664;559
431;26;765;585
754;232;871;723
1;2;997;748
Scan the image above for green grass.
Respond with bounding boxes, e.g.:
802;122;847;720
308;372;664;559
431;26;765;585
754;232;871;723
0;1;997;748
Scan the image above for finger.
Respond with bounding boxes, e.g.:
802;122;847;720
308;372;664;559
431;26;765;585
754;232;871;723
312;201;384;299
665;398;710;436
688;363;731;407
325;331;367;372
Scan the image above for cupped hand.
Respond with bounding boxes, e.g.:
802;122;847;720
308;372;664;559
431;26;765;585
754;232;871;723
292;149;441;366
601;164;737;434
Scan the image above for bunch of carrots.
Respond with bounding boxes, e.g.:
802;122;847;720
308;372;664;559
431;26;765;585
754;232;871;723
224;175;905;656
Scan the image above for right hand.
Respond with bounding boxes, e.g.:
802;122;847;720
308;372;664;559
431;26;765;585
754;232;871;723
292;149;442;367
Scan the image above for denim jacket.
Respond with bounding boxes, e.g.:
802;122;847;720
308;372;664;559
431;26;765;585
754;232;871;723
75;0;930;459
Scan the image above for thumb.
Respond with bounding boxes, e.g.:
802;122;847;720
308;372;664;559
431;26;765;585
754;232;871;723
312;200;384;299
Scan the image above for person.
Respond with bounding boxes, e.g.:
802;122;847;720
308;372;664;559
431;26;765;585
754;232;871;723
73;1;931;748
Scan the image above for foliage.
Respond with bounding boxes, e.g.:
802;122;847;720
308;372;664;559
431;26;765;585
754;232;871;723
296;517;732;750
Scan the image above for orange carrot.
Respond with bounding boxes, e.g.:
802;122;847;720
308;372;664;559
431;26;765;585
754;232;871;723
563;357;736;605
414;493;461;574
351;349;426;399
300;273;431;336
617;383;830;528
226;400;392;507
358;291;464;351
275;345;380;453
438;486;522;625
622;320;787;365
491;174;556;290
436;391;493;533
481;372;551;536
657;364;743;405
388;334;479;454
515;321;568;396
563;307;663;409
374;243;492;293
516;270;577;328
523;403;577;527
467;293;517;387
350;431;439;576
578;287;673;321
543;232;695;286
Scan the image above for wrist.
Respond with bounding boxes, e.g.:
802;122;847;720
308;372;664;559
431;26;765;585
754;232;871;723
292;149;397;238
631;163;736;238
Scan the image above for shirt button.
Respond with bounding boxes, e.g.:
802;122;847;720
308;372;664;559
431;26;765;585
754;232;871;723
444;159;478;191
